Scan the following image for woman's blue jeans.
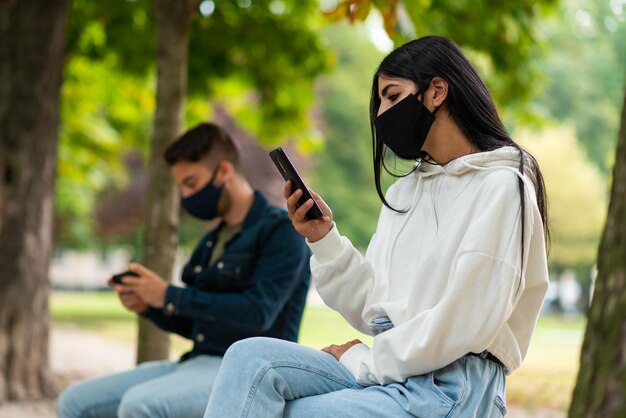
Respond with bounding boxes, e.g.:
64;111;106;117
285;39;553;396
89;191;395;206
203;337;507;417
57;355;222;418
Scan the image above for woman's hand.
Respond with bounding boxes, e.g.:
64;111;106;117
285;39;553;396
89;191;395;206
284;181;333;243
322;339;363;360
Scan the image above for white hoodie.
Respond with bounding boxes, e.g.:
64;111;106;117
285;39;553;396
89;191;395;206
308;147;549;386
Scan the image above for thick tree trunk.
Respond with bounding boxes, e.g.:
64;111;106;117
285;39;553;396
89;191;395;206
0;0;68;402
569;89;626;417
137;0;200;364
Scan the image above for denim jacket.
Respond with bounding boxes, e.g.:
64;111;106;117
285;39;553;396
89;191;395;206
143;191;311;359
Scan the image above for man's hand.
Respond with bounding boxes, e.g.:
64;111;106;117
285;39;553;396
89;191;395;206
321;339;362;360
116;263;169;309
112;286;149;313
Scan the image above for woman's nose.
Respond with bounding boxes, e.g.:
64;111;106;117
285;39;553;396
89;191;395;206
377;103;389;117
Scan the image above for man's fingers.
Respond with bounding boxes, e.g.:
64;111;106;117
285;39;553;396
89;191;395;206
118;276;141;287
112;284;130;294
128;262;152;277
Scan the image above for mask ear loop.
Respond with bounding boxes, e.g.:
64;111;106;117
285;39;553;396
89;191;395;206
209;162;222;187
415;80;442;164
417;79;443;115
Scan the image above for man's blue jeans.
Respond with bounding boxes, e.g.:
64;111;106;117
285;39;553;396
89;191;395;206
57;355;222;418
203;337;507;417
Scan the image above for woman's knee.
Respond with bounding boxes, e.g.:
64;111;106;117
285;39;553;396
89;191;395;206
117;388;154;418
56;384;80;418
225;337;289;363
57;381;102;418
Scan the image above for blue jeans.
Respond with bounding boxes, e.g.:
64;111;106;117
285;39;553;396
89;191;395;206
57;355;222;418
203;337;507;417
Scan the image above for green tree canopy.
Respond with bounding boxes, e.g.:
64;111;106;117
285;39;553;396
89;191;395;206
56;0;329;249
529;0;626;174
325;0;559;108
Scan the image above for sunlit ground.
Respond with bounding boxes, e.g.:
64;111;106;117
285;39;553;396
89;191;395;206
51;291;582;413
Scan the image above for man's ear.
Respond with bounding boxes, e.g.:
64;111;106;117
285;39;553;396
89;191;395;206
216;160;235;184
430;77;448;107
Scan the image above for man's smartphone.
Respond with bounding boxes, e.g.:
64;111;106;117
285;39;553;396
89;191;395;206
110;270;139;285
269;147;324;220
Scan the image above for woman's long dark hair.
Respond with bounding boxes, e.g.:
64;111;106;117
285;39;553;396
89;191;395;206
370;36;549;262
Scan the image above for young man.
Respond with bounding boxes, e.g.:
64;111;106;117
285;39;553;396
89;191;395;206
57;123;311;418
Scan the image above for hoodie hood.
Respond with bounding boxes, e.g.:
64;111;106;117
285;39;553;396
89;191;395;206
416;146;522;178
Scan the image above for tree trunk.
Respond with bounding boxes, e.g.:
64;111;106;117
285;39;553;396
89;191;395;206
0;0;68;402
136;0;200;364
569;89;626;416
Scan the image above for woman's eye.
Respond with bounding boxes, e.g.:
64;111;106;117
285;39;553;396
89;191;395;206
388;94;399;102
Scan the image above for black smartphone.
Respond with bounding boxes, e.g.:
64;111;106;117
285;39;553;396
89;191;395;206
269;147;324;220
110;270;139;285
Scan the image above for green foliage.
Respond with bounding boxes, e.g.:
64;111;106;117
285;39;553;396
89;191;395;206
307;23;385;248
327;0;559;112
66;0;155;76
528;0;626;174
189;0;329;145
517;125;607;270
67;0;329;145
56;0;329;249
56;54;155;249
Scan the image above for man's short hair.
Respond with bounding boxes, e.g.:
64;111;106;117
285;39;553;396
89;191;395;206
163;123;240;169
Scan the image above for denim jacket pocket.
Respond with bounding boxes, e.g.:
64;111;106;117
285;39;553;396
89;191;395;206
215;253;254;291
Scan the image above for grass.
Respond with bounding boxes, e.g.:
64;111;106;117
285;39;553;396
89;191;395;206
507;315;584;411
51;291;583;412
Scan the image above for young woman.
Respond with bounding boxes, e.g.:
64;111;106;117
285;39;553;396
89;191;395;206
203;35;549;417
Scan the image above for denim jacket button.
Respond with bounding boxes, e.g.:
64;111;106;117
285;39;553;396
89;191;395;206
206;241;213;248
165;303;175;315
193;265;202;274
217;261;224;270
196;333;205;342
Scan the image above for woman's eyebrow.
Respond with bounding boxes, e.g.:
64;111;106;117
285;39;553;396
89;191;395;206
381;83;399;98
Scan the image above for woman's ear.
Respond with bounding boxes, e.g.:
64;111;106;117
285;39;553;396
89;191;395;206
430;77;448;107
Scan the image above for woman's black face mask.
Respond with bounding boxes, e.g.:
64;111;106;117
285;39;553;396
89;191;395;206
374;92;441;160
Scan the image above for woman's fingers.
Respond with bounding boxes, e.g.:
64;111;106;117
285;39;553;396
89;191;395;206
293;198;314;221
283;180;292;200
282;184;333;242
308;189;331;217
286;188;303;219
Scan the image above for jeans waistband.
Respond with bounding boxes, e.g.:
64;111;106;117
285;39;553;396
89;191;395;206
468;351;505;369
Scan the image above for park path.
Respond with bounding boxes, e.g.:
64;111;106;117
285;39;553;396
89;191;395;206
0;325;565;418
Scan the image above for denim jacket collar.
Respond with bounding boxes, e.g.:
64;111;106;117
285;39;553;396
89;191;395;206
241;191;270;231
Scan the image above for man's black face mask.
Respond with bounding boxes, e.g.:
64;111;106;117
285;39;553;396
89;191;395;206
180;165;223;220
374;92;441;160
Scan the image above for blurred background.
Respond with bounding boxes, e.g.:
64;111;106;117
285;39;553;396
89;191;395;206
0;0;625;416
